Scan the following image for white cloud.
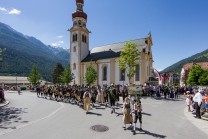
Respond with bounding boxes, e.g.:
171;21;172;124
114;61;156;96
58;41;64;44
157;69;163;72
51;43;60;47
51;41;64;47
8;8;21;15
0;7;7;11
57;35;63;38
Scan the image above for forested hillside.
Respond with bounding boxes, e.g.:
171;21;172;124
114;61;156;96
162;49;208;73
0;22;69;81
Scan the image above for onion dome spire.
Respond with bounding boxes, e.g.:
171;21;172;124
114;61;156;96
72;0;87;20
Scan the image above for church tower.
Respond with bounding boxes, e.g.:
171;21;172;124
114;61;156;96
69;0;90;85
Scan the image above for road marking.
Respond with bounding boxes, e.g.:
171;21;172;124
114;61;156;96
0;102;64;136
184;107;208;135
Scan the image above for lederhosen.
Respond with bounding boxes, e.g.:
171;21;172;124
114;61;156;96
109;89;116;106
134;103;142;123
91;91;96;103
103;89;108;103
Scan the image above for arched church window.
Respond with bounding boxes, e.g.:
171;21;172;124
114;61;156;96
103;66;107;81
78;20;81;26
73;46;76;52
73;63;76;70
135;66;140;81
73;34;77;42
120;69;125;81
82;34;87;43
83;23;86;27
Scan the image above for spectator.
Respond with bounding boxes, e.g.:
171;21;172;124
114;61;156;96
184;91;191;112
193;87;203;119
17;86;21;95
204;92;208;113
0;85;5;103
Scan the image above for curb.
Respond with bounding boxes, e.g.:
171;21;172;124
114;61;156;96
0;101;10;108
184;107;208;135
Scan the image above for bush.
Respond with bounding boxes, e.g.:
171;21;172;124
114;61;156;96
20;87;26;90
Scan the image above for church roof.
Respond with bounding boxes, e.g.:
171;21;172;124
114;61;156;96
81;50;121;62
90;38;146;54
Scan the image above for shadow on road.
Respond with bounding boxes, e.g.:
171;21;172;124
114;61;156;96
87;112;102;116
142;112;152;116
0;107;28;129
136;129;167;138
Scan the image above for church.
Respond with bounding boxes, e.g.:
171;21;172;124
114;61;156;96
69;0;154;86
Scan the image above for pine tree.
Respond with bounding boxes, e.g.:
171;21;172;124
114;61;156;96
118;41;140;83
51;62;64;84
84;61;97;85
0;48;6;62
60;64;74;85
27;65;43;85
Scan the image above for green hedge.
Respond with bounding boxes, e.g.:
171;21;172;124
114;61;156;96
21;87;26;90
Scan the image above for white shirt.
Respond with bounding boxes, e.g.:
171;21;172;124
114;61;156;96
193;92;202;105
134;103;143;111
122;102;133;114
83;92;91;98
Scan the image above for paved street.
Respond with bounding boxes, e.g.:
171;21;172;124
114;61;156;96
0;91;208;139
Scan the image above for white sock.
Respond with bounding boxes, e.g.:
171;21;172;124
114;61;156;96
134;123;136;130
140;123;142;128
124;124;126;128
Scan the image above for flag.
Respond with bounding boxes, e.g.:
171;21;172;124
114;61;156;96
153;68;162;81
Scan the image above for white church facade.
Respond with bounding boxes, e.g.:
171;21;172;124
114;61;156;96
69;0;154;86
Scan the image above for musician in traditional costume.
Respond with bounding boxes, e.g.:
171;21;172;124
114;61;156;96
97;88;104;104
115;85;120;107
122;97;133;130
83;89;91;114
91;87;97;107
103;87;109;106
122;86;128;102
109;86;117;114
133;99;143;134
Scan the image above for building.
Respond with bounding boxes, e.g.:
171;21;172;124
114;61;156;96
0;76;49;87
69;0;154;86
180;62;208;86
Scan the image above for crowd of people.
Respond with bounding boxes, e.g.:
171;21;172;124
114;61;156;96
184;87;208;119
34;84;143;134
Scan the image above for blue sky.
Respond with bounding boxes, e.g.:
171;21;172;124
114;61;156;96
0;0;208;71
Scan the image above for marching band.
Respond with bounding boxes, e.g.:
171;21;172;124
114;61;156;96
36;84;143;134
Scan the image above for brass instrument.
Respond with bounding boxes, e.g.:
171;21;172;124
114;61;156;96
44;86;48;94
65;92;70;97
74;93;81;102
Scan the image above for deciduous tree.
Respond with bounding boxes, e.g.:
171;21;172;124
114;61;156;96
60;64;74;85
84;61;97;85
118;41;140;83
186;64;204;86
27;65;43;85
198;69;208;85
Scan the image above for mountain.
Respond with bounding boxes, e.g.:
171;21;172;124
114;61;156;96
0;22;69;81
162;49;208;74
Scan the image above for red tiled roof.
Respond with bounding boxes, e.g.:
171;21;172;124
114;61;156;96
72;11;87;20
183;62;208;70
76;0;84;4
